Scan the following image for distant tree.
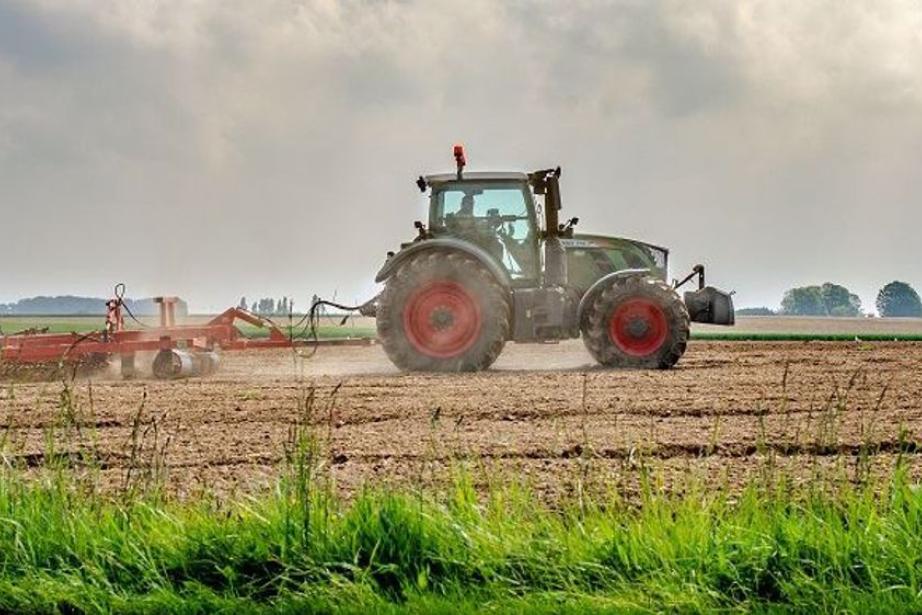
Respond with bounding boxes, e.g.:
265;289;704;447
876;281;922;317
8;295;107;315
820;283;861;317
781;286;826;316
781;283;861;317
0;295;186;316
238;296;247;310
250;301;258;313
849;293;862;314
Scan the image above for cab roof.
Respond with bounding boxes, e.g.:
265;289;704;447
423;171;529;186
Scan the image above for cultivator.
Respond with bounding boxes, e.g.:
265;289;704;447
0;294;342;380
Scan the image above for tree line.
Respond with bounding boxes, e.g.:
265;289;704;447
739;281;922;318
238;296;305;316
0;296;189;316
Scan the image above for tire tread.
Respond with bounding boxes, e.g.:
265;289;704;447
581;276;689;369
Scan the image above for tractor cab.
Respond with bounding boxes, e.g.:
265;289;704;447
424;172;540;282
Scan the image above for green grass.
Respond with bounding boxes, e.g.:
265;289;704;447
8;316;922;344
235;322;375;340
0;316;375;340
0;316;108;335
1;456;921;613
9;316;922;344
0;379;921;614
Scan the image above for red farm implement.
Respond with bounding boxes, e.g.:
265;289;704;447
1;295;368;379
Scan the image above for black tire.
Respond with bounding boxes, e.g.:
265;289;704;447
581;275;689;369
377;250;510;372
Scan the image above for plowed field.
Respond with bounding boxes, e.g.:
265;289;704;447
2;340;920;499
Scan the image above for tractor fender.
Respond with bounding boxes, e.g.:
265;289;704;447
577;268;652;324
374;238;513;287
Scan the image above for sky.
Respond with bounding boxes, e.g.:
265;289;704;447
1;0;920;313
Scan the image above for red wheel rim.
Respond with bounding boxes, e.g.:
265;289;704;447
608;298;668;357
403;281;482;358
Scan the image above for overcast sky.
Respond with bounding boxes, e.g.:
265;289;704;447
1;0;920;312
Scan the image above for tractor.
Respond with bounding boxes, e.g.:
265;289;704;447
372;146;734;372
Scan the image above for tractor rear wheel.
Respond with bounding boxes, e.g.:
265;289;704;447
377;251;510;372
581;276;689;369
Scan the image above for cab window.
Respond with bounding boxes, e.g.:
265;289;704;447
431;181;538;280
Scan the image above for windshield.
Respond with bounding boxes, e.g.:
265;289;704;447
433;181;531;220
610;244;667;272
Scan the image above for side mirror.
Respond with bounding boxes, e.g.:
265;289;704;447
559;217;579;237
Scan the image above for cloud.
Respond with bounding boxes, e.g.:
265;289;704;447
1;0;921;311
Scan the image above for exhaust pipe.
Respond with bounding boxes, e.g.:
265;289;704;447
530;167;568;287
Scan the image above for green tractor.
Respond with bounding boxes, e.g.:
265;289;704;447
372;146;734;372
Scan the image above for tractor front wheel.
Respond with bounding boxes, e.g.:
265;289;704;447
581;276;690;369
377;251;510;372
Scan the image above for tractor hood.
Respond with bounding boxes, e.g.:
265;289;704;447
561;233;669;257
561;233;669;292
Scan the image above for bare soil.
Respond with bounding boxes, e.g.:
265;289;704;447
1;340;920;500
